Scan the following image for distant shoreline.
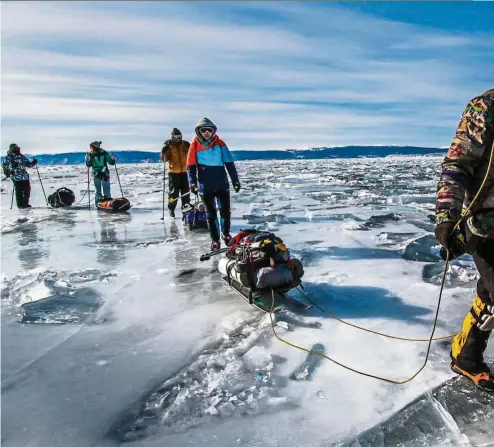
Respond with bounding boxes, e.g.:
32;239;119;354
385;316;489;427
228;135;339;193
2;146;447;165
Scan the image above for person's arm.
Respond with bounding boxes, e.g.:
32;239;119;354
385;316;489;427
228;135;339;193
161;141;170;162
186;140;198;190
219;140;240;187
2;155;12;177
105;151;116;166
23;155;37;168
436;96;493;226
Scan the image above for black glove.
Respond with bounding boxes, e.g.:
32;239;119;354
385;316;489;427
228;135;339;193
191;184;199;194
32;158;38;166
233;184;241;193
435;222;467;260
435;222;455;250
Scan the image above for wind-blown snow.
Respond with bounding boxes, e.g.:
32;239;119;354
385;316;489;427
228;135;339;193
1;156;491;447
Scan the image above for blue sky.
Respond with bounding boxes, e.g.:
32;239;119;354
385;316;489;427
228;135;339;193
2;1;493;154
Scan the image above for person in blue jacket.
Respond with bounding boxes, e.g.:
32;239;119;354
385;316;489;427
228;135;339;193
187;118;241;250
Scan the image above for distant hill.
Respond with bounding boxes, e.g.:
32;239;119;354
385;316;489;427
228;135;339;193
2;146;447;165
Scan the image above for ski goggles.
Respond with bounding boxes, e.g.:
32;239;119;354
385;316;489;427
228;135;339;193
199;128;214;135
171;135;182;140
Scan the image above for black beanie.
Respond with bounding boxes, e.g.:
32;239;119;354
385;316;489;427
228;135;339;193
171;128;182;136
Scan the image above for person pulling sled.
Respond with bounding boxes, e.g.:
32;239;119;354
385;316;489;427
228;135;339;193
2;143;38;208
435;88;494;392
85;141;116;206
186;118;241;251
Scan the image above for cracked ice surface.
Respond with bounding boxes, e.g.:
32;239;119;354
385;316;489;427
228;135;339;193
1;157;492;447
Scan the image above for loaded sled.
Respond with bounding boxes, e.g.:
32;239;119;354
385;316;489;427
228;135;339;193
97;196;132;213
182;202;208;230
216;229;305;312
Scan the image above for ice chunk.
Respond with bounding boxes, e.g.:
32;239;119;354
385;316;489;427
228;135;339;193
242;346;273;372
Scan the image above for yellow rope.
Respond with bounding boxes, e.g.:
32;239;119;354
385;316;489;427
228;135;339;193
267;140;494;384
269;250;450;384
294;287;455;342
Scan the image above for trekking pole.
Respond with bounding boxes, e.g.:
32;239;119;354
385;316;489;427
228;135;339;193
35;164;48;205
87;167;91;210
112;155;124;197
161;161;166;221
10;184;14;209
169;191;191;205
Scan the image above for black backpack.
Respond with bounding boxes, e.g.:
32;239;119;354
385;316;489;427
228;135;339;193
48;187;76;208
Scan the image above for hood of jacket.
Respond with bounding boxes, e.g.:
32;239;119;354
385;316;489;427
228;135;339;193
195;117;217;143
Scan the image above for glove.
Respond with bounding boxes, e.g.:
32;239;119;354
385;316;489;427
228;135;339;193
233;184;241;193
111;155;117;162
32;158;38;166
85;154;91;163
191;184;199;194
435;222;455;250
435;221;467;260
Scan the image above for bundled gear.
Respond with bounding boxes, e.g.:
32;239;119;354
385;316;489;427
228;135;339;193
217;230;304;309
436;88;494;392
85;141;116;206
182;201;208;230
2;143;37;208
47;187;76;208
161;128;190;212
97;196;131;213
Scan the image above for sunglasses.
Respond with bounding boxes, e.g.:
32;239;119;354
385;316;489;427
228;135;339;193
171;135;182;140
200;128;214;134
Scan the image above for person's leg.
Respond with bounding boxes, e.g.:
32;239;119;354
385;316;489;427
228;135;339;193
451;238;494;389
216;190;231;237
179;173;190;208
102;175;111;198
25;181;31;206
94;176;103;205
168;173;180;212
202;193;220;242
14;181;24;208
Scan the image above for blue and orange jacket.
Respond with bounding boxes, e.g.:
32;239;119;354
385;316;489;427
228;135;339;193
187;135;239;195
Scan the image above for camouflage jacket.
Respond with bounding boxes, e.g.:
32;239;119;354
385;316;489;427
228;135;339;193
2;152;34;181
436;88;494;236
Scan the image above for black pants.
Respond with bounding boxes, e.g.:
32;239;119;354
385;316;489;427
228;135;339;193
452;228;494;372
14;180;31;208
168;173;190;211
201;190;231;241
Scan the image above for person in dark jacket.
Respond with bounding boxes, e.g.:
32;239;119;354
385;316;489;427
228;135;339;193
2;143;38;208
85;141;116;206
435;88;494;392
187;118;241;250
161;128;190;217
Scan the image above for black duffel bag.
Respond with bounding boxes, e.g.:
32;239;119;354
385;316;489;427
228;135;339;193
48;187;76;208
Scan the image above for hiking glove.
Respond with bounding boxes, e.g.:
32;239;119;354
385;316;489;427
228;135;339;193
32;158;38;166
435;222;455;250
191;184;199;194
233;184;241;193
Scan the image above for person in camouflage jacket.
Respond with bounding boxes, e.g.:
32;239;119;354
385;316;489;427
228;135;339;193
435;88;494;392
2;143;38;208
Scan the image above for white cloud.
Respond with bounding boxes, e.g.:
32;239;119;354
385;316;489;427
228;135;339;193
1;1;492;154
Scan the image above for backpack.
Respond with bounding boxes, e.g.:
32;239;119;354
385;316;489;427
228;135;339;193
47;187;76;208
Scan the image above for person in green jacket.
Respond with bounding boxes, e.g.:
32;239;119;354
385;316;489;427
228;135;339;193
85;141;116;205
